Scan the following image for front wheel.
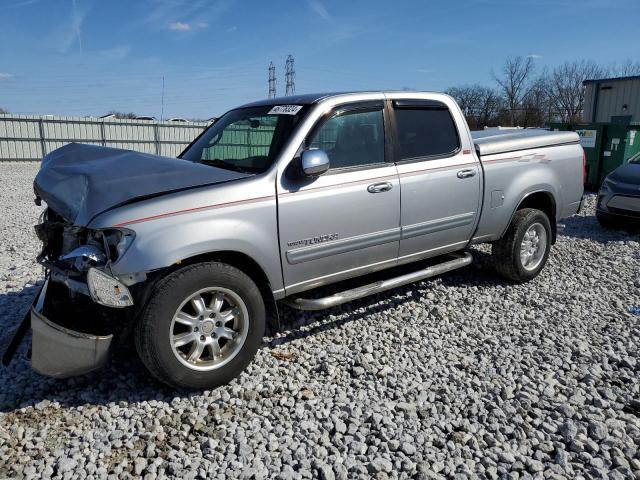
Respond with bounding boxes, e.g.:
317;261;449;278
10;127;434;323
135;262;265;390
492;208;552;283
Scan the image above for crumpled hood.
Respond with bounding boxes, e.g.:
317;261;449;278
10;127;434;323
608;161;640;186
34;143;250;225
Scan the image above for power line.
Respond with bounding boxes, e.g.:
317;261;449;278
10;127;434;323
285;54;295;96
268;61;276;98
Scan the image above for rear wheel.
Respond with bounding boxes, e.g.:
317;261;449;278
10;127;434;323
135;262;265;390
492;208;552;283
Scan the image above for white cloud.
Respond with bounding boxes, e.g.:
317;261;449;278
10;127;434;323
147;0;232;32
306;0;330;21
168;20;208;31
0;73;13;80
226;25;237;32
169;21;191;31
528;54;543;59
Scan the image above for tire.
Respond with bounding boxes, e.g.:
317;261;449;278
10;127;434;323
492;208;552;283
135;262;265;390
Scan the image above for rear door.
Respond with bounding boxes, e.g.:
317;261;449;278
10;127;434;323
277;101;401;295
391;97;481;262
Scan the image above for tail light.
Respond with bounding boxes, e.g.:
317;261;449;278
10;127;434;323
582;148;587;184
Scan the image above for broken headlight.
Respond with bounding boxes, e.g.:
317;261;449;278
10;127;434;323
98;228;136;263
55;228;135;272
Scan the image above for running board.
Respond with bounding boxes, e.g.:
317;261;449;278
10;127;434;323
282;252;473;311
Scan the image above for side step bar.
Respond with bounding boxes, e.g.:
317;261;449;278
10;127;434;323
282;252;473;311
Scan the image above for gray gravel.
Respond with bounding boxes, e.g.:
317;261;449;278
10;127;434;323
0;161;639;479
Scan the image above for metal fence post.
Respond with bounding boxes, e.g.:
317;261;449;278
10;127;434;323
38;118;47;158
100;120;106;146
154;123;160;155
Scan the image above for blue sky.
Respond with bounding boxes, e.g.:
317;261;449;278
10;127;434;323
1;0;638;119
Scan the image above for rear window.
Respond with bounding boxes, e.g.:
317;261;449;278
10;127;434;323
394;107;460;160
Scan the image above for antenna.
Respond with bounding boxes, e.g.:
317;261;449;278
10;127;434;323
285;54;295;96
268;62;276;98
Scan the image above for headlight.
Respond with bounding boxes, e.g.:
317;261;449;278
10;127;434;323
54;228;135;272
87;267;134;308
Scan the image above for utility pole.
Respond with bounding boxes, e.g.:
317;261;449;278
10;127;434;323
268;62;276;98
285;54;295;96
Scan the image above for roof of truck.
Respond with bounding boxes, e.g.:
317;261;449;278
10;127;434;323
236;92;363;109
236;91;443;109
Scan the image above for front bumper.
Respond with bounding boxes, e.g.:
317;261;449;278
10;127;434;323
2;278;122;378
31;281;113;378
597;191;640;223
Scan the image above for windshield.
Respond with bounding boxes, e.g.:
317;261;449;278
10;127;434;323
180;105;309;173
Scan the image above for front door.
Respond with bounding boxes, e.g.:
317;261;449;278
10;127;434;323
391;98;481;262
277;102;401;295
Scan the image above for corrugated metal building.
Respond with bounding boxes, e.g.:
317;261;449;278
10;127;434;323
583;75;640;123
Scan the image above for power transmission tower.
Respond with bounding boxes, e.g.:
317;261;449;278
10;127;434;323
285;55;295;96
268;62;276;98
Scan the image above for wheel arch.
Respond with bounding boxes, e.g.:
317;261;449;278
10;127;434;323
509;190;557;243
167;250;280;328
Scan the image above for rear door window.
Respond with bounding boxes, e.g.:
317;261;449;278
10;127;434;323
393;103;460;161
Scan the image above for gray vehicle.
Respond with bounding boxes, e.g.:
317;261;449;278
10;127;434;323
596;151;640;228
2;92;585;389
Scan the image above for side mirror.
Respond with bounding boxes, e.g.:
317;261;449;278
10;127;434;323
301;149;330;177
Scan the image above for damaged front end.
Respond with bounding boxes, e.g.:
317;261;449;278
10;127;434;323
35;207;136;308
3;207;142;378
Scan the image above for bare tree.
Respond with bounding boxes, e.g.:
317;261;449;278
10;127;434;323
445;85;482;127
610;59;640;77
547;60;606;123
445;85;503;129
0;107;9;114
521;73;553;127
476;87;503;127
106;110;138;119
493;56;536;126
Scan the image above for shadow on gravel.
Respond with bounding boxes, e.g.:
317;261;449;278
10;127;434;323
0;285;187;413
560;213;640;244
270;254;504;348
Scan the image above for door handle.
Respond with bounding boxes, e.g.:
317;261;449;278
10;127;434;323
367;181;393;193
457;169;476;179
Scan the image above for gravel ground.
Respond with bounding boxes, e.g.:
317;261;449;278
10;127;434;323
0;161;639;480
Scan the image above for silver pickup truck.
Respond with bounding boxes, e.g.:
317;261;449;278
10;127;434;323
2;92;584;389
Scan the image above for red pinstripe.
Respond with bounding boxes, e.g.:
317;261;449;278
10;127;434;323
113;195;276;227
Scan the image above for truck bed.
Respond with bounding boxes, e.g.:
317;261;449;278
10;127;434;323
471;129;579;156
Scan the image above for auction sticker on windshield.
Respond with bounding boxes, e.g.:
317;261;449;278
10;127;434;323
268;105;303;115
